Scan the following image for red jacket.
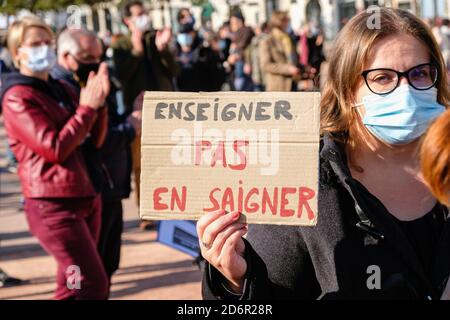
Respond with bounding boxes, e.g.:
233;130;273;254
1;74;107;198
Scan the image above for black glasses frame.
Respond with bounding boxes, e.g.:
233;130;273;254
361;62;438;95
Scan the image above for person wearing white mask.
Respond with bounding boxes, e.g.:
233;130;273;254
113;0;178;107
1;16;110;299
174;16;225;92
112;2;179;227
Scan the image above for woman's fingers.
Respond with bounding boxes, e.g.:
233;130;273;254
198;213;248;290
217;228;248;283
196;209;226;241
208;224;247;267
201;211;241;249
207;222;246;256
235;230;246;256
219;228;247;264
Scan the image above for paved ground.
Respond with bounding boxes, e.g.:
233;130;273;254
0;117;202;300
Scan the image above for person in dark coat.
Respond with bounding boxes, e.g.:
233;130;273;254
228;11;254;91
197;8;450;300
174;18;225;92
112;1;179;220
52;28;139;291
112;0;178;108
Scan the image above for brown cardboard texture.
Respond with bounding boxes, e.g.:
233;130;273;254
140;91;320;226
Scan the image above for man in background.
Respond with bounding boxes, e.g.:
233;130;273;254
53;28;139;292
112;1;179;229
228;11;254;91
174;8;225;92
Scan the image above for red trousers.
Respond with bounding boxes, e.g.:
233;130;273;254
24;195;109;300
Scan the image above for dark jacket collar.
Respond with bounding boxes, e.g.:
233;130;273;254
1;71;49;102
320;134;350;173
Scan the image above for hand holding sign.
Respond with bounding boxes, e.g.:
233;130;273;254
197;210;247;294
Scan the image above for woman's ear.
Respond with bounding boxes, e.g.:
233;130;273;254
14;47;26;68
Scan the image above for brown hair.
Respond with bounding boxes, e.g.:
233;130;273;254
121;0;144;18
421;110;450;205
7;15;54;68
269;11;289;30
320;8;449;146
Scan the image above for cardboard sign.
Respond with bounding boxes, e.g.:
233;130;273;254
140;92;320;226
157;220;199;257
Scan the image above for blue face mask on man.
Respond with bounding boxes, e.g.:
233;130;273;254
356;84;446;145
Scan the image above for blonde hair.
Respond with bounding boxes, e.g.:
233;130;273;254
320;8;450;147
421;109;450;206
7;15;54;68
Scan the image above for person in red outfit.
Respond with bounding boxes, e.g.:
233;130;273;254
1;16;110;300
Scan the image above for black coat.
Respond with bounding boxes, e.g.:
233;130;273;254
175;39;226;92
100;91;135;200
203;134;450;300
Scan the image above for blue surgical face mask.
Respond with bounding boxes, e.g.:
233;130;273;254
355;84;446;145
177;33;193;47
20;45;56;72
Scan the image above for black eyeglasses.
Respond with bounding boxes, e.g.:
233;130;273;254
361;63;438;95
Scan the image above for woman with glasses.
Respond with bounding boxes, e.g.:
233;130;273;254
197;8;450;300
1;16;110;299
